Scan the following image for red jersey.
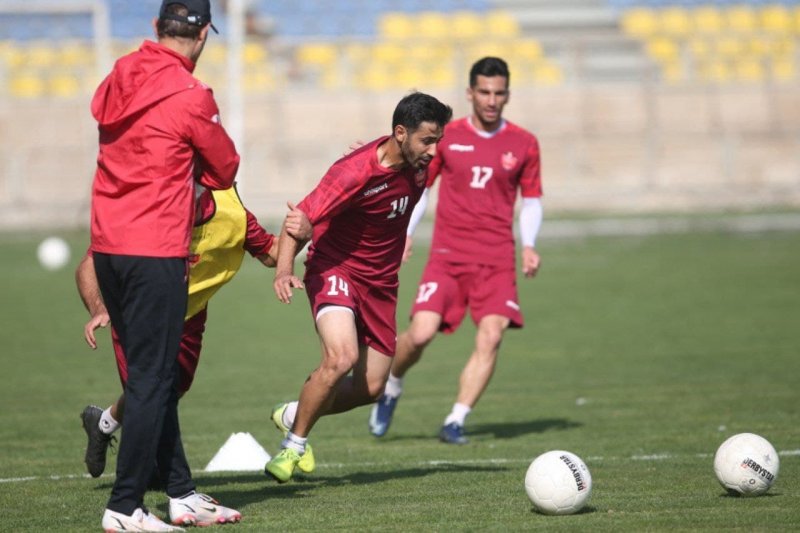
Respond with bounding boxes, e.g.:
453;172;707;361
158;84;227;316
427;117;541;266
298;136;426;286
90;40;239;258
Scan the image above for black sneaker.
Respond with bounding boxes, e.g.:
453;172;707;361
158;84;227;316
80;405;115;477
439;422;468;445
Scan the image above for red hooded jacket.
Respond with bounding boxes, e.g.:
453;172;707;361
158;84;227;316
90;40;239;257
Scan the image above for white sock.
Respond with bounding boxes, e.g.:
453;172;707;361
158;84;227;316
383;373;404;398
282;431;307;454
99;407;120;434
282;401;299;428
444;403;471;427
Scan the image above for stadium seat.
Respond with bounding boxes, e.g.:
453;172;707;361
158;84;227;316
49;73;81;98
26;43;57;68
715;36;744;57
647;36;680;62
371;42;406;65
515;39;544;61
451;11;483;41
486;10;521;38
734;57;765;82
378;12;415;40
296;43;337;67
659;7;691;37
532;61;564;86
243;42;268;65
771;56;795;81
417;11;450;41
621;8;658;38
693;7;724;34
9;72;45;98
760;5;792;35
726;5;757;34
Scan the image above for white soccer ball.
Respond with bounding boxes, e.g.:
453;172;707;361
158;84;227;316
714;433;779;496
37;236;70;271
525;450;592;515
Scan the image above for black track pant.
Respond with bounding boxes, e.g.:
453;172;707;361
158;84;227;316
94;253;195;515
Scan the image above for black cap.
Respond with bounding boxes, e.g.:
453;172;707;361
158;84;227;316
159;0;218;34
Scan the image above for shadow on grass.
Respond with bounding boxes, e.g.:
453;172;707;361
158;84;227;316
139;463;510;514
529;505;597;516
470;418;582;439
380;417;582;442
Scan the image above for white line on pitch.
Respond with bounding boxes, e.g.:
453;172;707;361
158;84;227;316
2;449;797;484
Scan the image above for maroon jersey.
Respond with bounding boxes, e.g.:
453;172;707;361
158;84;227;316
427;117;541;267
298;136;426;286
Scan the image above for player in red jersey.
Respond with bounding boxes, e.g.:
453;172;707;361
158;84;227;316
265;92;452;483
369;57;544;444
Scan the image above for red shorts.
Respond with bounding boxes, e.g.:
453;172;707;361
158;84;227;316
112;307;207;395
410;258;523;334
305;266;398;356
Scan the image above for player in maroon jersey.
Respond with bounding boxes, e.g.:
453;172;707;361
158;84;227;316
265;92;452;483
369;57;544;444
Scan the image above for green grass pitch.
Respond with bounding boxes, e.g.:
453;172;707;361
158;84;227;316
0;228;798;531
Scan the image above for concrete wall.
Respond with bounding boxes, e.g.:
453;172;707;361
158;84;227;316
1;81;798;231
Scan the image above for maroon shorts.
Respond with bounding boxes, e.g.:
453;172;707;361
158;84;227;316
410;258;523;334
112;307;207;395
305;266;398;356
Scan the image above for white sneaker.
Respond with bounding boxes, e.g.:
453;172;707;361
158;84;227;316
169;491;242;526
102;508;185;532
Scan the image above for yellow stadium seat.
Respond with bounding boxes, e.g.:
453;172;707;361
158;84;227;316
10;73;45;98
700;60;731;83
486;11;520;38
357;64;393;91
426;64;457;88
378;12;415;41
395;65;426;89
243;42;268;65
771;57;795;81
467;41;513;63
715;36;744;57
417;11;449;41
515;39;543;61
747;35;772;57
59;42;93;67
735;58;764;82
646;36;679;63
794;6;800;35
201;43;226;65
688;37;711;58
451;11;483;41
693;7;724;34
26;43;57;68
49;73;81;98
532;61;564;86
0;42;26;68
371;42;405;65
621;8;658;38
726;6;757;34
760;5;792;35
296;43;336;66
660;7;691;37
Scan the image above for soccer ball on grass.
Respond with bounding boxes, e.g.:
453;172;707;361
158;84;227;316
524;450;592;515
713;432;779;496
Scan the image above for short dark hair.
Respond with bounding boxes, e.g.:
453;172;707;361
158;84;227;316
157;3;202;39
469;57;510;87
392;92;452;133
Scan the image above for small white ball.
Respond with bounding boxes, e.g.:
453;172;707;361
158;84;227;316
714;433;779;496
37;237;71;271
525;450;592;515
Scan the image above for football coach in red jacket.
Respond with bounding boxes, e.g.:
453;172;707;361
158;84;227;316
89;1;241;530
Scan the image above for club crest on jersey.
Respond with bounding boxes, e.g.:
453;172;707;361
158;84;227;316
501;151;518;171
